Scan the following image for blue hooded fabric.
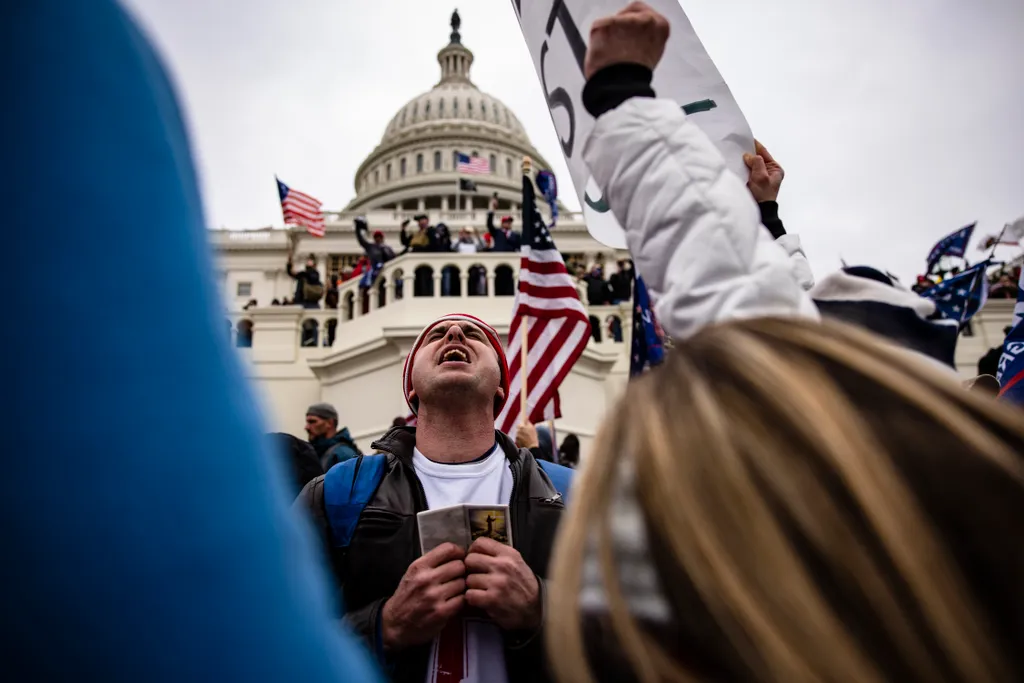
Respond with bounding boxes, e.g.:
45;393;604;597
1;2;381;681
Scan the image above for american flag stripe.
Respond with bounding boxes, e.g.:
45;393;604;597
495;171;588;437
277;178;326;237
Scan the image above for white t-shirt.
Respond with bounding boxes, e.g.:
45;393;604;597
413;444;513;683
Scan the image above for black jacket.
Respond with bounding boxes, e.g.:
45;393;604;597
486;212;522;252
355;224;397;265
286;262;321;306
297;427;565;683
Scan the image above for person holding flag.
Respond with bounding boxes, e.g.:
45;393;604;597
997;266;1024;403
495;159;590;438
926;222;976;275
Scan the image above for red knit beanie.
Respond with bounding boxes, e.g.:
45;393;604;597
403;313;509;417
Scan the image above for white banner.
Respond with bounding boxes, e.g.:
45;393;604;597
511;0;754;248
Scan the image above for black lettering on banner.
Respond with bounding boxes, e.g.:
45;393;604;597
544;0;588;74
540;42;576;157
535;0;587;158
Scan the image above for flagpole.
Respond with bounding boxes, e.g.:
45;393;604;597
548;419;557;461
519;154;533;427
988;223;1010;261
520;322;529;425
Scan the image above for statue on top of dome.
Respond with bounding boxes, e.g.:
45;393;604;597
450;8;461;44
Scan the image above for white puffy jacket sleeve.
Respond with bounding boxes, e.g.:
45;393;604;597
583;98;818;340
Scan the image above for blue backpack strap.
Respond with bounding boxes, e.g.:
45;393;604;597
537;460;574;505
323;454;388;547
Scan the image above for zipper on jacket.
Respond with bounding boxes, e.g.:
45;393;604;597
509;457;524;553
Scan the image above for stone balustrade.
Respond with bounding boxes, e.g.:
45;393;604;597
228;250;632;357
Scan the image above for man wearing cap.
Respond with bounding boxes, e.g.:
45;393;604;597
401;214;440;253
355;216;398;267
297;313;569;683
486;196;521;252
304;402;361;471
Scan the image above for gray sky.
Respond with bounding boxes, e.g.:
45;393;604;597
123;0;1022;282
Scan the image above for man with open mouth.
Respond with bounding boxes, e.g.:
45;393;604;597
297;313;573;683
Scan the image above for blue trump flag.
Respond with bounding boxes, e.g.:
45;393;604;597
630;274;665;376
920;260;990;323
997;268;1024;403
927;222;976;273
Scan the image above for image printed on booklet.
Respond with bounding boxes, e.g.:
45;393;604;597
417;504;512;554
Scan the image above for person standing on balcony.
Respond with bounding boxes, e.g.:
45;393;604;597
304;403;361;472
608;260;633;304
486;196;521;252
354;216;398;268
297;313;573;683
286;252;324;309
354;217;398;312
401;214;440;253
584;264;612;306
453;226;483;253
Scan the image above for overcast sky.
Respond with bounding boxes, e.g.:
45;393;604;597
123;0;1022;281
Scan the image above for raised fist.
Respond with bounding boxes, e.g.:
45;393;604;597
354;216;368;231
584;2;670;80
743;140;785;203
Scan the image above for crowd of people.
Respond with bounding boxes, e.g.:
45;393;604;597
21;2;1024;683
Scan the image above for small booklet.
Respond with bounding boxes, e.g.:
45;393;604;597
417;504;513;553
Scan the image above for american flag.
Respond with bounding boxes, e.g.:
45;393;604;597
456;153;490;175
495;171;588;437
277;177;325;237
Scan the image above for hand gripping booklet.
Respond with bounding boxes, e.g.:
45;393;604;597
417;504;513;553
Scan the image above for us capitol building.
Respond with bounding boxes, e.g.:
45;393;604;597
208;11;1010;454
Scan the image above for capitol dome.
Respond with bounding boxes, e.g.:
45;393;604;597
345;10;553;214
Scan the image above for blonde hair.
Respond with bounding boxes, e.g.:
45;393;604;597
549;317;1024;683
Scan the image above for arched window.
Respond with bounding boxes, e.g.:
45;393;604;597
481;101;487;117
301;319;319;347
425;100;431;116
489;154;497;174
441;265;461;297
400;158;407;177
416;154;424;173
393;268;405;301
467;100;473;116
494;265;515;297
414;265;435;297
434;151;442;171
235;320;253;348
343;292;355;321
453;98;459;115
505;158;512;178
439;99;445;115
374;169;379;185
468;264;487;296
325;319;337;347
386;163;392;181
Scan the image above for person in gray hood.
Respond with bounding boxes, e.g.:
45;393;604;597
304;403;361;471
